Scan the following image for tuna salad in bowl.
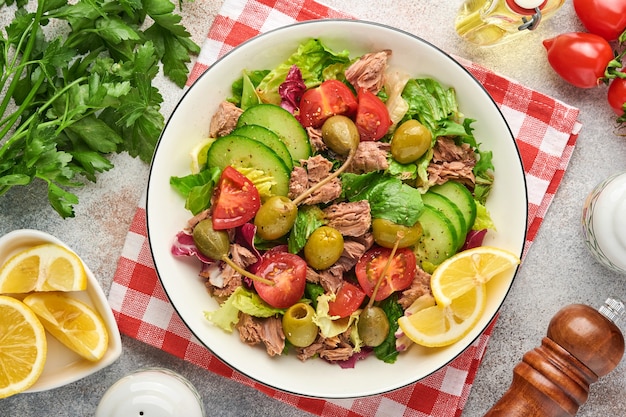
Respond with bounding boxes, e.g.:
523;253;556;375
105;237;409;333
146;19;527;398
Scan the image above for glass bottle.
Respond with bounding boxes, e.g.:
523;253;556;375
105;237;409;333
455;0;566;46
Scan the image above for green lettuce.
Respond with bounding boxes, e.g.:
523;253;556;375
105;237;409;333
255;38;352;104
341;172;424;227
204;286;285;332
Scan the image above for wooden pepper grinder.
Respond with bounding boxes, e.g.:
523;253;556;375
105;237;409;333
484;298;625;417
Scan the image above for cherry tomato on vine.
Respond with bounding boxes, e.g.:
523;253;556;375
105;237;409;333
253;251;307;309
212;166;261;230
608;75;626;117
355;88;392;141
327;281;366;318
543;32;615;88
355;246;416;301
298;79;358;128
573;0;626;42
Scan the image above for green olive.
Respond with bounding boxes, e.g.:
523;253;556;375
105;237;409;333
303;226;344;270
358;306;390;347
192;218;230;260
282;303;318;347
321;115;360;156
371;218;422;248
390;119;432;164
254;195;298;240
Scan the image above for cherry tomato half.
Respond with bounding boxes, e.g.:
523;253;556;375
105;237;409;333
298;79;358;128
355;246;416;301
212;166;261;230
543;32;614;89
355;88;392;141
573;0;626;42
327;281;366;318
253;251;307;309
608;72;626;117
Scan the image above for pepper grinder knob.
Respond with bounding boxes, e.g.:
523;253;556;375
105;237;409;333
484;298;625;417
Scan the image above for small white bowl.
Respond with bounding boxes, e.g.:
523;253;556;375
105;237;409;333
0;229;122;393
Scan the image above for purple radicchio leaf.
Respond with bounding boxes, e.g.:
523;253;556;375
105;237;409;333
462;229;488;250
171;230;213;264
279;65;306;114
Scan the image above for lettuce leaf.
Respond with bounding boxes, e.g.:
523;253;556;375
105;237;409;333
255;38;352;104
204;286;285;332
341;172;424;226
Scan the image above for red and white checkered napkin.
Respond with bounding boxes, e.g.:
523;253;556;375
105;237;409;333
107;0;581;416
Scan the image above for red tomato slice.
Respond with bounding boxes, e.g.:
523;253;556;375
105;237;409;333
253;251;307;309
212;166;261;230
298;79;357;128
355;246;416;301
355;88;392;141
327;281;366;318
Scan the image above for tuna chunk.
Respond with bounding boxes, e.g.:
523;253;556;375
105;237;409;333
345;50;392;94
237;314;285;357
288;155;342;205
209;101;243;137
397;266;432;310
323;200;372;237
427;137;476;187
346;141;390;174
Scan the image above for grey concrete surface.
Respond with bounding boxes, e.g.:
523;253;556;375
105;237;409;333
1;1;625;416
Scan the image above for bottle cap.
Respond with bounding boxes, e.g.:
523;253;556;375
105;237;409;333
95;368;205;417
507;0;547;13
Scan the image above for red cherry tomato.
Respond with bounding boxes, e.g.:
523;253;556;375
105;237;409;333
253;251;307;309
543;32;614;89
608;76;626;117
355;246;416;301
573;0;626;42
327;281;366;318
354;88;392;141
298;79;357;128
212;166;260;230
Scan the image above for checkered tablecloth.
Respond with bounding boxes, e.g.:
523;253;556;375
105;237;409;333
107;0;581;416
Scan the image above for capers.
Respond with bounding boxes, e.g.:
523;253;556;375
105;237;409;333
371;218;422;248
254;195;298;240
390;119;432;164
282;303;319;347
303;226;344;270
192;218;230;260
321;115;360;156
358;306;390;347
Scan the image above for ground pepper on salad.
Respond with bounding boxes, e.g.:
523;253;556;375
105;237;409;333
170;38;496;366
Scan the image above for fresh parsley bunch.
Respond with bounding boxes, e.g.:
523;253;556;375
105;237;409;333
0;0;200;217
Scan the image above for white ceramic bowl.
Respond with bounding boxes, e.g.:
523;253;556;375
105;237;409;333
0;229;122;393
146;20;527;398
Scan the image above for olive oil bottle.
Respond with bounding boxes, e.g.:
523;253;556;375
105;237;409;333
455;0;565;46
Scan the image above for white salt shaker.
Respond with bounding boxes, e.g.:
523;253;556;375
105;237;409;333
581;171;626;274
95;368;205;417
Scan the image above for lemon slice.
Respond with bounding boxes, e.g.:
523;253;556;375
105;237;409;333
190;137;215;174
398;284;487;347
430;246;520;307
0;243;87;293
0;295;47;399
23;293;109;362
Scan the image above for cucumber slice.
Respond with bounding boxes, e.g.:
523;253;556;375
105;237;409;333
422;192;467;249
207;135;290;197
231;124;293;171
236;104;312;163
429;181;477;233
415;205;458;267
